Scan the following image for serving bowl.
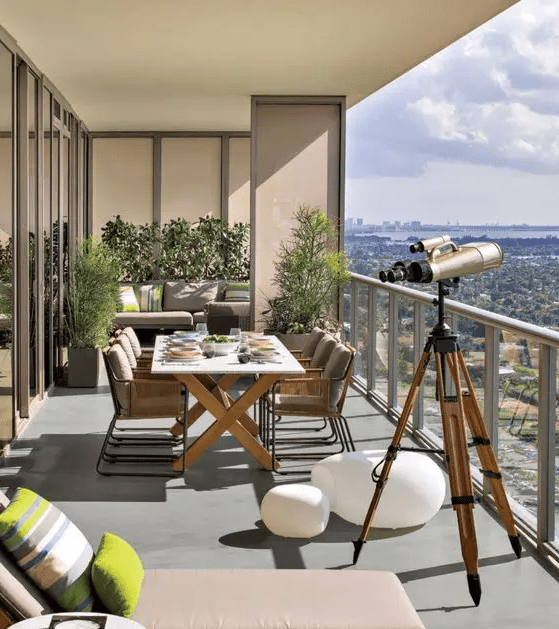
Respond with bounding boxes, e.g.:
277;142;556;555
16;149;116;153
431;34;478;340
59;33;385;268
201;341;239;356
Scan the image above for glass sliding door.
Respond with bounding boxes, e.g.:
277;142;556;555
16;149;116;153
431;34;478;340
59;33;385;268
0;44;13;441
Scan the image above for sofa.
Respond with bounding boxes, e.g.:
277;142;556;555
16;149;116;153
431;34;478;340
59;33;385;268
113;280;250;335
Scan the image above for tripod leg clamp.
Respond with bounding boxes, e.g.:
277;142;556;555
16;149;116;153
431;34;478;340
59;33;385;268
482;470;502;480
451;495;475;505
469;437;490;447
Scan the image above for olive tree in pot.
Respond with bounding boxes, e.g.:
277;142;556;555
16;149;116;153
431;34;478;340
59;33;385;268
67;237;120;387
263;204;350;350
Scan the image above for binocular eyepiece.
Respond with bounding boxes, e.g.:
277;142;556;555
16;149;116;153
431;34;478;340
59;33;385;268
379;236;503;284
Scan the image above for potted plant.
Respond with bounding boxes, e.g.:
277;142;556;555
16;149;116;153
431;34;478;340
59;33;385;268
67;236;120;387
263;204;350;349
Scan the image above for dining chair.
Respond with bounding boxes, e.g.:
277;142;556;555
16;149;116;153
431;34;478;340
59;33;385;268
261;342;356;472
97;344;187;477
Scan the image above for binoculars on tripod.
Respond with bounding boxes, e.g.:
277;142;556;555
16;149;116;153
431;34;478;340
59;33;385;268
379;234;503;284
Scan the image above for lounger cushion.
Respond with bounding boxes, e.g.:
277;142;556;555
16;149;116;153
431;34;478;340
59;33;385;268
91;533;144;618
132;569;425;629
0;488;95;612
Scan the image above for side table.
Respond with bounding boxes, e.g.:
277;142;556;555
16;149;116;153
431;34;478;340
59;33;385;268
10;613;144;629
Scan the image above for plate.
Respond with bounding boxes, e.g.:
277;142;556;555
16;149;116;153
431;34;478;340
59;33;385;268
250;349;279;358
167;349;203;359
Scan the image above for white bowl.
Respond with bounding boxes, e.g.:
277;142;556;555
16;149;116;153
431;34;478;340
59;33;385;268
202;341;238;356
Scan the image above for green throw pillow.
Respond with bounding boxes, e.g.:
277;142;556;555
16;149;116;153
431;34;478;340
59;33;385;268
224;282;250;302
118;286;140;312
0;487;95;612
133;284;163;312
91;532;144;618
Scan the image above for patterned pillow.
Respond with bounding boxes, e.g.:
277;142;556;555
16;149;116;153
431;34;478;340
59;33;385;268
117;286;140;312
134;284;163;312
0;488;95;612
224;282;250;302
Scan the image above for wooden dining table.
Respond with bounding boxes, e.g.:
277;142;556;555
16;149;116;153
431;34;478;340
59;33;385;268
151;334;305;471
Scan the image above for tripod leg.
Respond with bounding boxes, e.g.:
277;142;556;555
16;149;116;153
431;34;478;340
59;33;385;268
455;351;522;558
436;353;482;606
352;350;431;565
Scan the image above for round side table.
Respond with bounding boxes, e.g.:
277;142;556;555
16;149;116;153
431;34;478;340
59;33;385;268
10;613;144;629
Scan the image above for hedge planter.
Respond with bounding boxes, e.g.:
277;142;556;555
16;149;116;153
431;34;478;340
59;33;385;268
68;347;103;388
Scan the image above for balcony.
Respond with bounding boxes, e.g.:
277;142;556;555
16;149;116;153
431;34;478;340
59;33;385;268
1;272;558;629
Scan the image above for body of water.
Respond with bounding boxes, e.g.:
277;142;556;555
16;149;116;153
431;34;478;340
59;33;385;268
349;227;559;242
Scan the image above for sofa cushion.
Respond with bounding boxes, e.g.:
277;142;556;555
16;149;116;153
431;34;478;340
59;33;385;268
163;281;219;313
113;311;194;328
117;286;140;313
91;533;144;618
224;282;250;302
134;285;163;313
0;488;95;612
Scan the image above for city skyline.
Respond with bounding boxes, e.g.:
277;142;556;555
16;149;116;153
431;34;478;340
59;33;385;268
345;0;559;227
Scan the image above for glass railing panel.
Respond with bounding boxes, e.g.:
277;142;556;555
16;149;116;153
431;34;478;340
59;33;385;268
396;297;415;410
353;283;369;383
497;331;539;521
555;353;559;543
374;290;389;401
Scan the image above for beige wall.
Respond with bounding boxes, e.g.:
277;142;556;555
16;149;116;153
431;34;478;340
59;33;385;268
228;137;250;225
252;101;342;328
161;137;221;224
92;138;153;234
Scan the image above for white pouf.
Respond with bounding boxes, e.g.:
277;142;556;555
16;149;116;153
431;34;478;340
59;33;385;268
311;450;445;528
261;484;330;538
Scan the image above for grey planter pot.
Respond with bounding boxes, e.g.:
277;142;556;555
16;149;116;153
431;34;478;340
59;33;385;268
276;333;310;352
68;347;102;388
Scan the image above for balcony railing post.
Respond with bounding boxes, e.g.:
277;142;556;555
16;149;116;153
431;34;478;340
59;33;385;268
349;280;357;352
483;325;501;497
388;292;398;414
537;344;557;544
367;285;376;393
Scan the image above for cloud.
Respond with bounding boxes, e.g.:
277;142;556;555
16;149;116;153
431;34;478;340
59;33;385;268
346;0;559;179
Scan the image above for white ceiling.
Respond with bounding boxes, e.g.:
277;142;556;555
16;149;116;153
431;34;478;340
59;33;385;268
0;0;518;132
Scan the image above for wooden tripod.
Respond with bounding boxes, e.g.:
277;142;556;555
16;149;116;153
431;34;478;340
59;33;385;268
352;281;521;606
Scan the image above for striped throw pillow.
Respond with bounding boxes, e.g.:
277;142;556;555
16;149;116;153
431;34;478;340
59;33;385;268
134;284;163;312
118;286;140;313
224;282;250;302
0;488;95;612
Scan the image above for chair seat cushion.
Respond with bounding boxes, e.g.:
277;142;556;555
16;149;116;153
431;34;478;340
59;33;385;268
270;393;326;415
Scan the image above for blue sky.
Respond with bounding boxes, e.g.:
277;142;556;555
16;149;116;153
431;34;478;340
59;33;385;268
345;0;559;226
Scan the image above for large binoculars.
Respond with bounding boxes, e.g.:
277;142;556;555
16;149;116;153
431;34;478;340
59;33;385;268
379;235;503;284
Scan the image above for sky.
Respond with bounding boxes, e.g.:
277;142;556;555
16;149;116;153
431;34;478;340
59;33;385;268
345;0;559;226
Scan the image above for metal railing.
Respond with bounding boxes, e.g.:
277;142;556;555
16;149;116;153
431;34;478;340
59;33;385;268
345;272;559;568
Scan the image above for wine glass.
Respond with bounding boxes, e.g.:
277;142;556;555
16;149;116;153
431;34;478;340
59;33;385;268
195;323;208;338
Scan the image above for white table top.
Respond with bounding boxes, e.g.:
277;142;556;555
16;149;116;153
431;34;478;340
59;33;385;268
151;334;305;376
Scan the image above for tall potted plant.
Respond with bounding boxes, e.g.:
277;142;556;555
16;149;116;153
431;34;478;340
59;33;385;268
263;204;350;348
67;236;120;387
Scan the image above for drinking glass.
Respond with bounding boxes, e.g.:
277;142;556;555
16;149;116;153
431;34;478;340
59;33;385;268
229;327;242;340
195;323;208;337
202;342;216;358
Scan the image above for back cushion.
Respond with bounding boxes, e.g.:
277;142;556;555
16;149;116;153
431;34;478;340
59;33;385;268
310;334;336;368
117;286;140;313
107;345;133;382
116;335;137;370
223;282;250;302
163;281;219;312
134;284;163;313
121;327;142;360
0;490;54;621
301;327;326;358
0;488;95;612
323;343;353;410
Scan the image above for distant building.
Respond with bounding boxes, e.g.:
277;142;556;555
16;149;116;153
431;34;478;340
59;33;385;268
356;218;363;226
345;217;354;231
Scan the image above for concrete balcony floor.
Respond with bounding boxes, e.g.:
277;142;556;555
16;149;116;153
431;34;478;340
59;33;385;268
1;374;558;629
